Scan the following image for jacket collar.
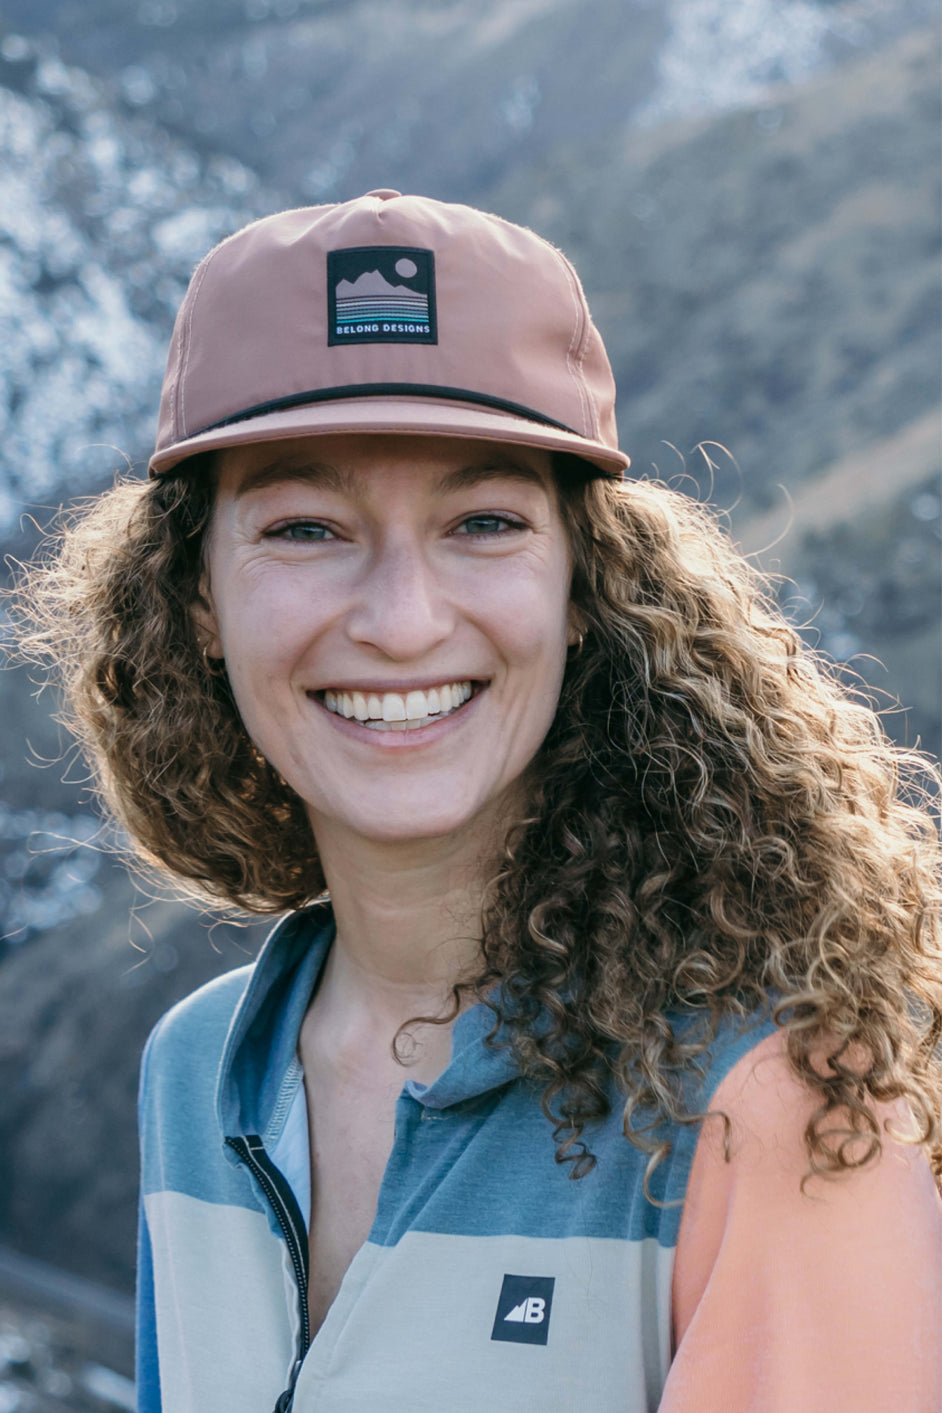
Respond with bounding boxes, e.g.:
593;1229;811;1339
216;900;522;1145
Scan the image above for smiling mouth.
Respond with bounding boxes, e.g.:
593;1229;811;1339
313;680;484;731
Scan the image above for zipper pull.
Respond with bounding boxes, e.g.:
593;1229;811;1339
271;1357;303;1412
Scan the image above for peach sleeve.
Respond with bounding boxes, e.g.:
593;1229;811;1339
660;1029;942;1412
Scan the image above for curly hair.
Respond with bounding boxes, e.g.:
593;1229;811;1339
10;453;942;1192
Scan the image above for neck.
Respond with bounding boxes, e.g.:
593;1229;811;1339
301;816;501;1078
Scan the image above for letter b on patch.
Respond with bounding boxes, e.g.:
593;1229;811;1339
491;1274;555;1346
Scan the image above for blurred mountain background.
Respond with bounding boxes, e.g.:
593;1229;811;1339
0;0;938;1401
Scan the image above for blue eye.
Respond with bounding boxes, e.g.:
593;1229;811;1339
269;521;334;541
457;514;524;537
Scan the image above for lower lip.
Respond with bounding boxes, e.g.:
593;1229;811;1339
308;686;486;749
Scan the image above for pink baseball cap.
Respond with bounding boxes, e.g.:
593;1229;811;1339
149;189;630;478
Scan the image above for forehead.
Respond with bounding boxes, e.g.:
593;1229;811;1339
213;432;558;501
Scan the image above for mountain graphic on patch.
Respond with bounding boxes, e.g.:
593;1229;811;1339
335;270;429;324
328;246;437;346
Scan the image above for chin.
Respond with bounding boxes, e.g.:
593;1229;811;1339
308;784;508;848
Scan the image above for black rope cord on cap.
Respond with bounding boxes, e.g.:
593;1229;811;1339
191;383;582;439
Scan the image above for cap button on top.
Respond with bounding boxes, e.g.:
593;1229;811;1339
365;188;402;200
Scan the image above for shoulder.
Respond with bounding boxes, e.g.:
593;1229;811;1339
138;963;258;1200
666;1027;942;1411
681;1025;941;1236
144;960;255;1062
142;963;255;1080
694;1026;939;1186
678;1009;781;1116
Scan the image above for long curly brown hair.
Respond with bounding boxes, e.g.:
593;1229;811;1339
10;451;942;1191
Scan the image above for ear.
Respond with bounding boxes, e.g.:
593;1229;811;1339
191;580;223;660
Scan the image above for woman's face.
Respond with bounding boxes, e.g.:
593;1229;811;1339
196;432;578;854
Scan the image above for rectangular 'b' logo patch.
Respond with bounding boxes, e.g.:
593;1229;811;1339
327;246;437;346
491;1274;555;1346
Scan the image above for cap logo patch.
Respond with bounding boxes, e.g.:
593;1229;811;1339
327;246;437;346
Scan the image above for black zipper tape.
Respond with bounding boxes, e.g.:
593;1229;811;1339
226;1134;310;1411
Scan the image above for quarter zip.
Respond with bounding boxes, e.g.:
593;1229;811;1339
226;1134;310;1411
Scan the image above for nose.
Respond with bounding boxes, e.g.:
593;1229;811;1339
345;536;456;660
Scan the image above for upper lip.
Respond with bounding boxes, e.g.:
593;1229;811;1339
311;678;487;695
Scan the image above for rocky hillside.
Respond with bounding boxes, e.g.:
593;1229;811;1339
485;26;940;514
483;25;942;755
0;37;273;525
0;0;932;201
0;5;938;1300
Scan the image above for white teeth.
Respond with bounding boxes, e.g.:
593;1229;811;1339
382;693;407;722
321;680;475;724
405;690;427;720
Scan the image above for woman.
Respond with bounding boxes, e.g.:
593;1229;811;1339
14;191;942;1411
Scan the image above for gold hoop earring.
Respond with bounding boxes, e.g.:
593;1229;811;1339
569;631;585;657
202;645;227;678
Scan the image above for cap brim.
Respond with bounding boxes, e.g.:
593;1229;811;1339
148;396;629;478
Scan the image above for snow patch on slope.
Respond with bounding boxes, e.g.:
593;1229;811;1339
0;48;268;532
637;0;933;126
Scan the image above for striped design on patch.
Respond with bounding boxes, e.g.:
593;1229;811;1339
335;279;429;325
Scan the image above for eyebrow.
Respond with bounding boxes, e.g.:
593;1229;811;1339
437;460;549;494
233;454;550;499
234;459;353;498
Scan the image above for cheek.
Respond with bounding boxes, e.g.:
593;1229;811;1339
211;579;318;742
502;571;571;665
471;544;571;650
479;575;572;719
217;605;282;686
213;563;322;669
